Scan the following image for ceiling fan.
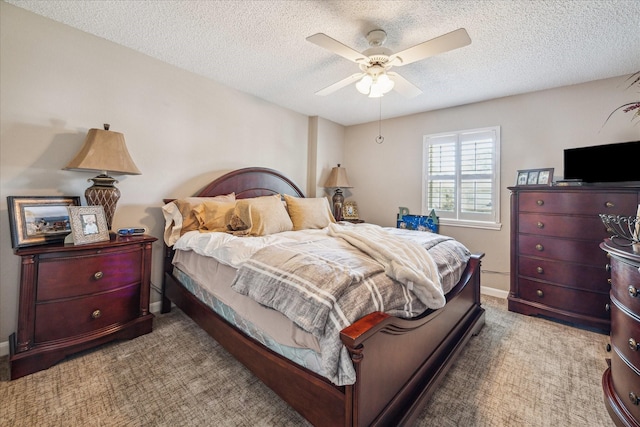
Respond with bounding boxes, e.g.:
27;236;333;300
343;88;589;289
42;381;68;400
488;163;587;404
306;28;471;98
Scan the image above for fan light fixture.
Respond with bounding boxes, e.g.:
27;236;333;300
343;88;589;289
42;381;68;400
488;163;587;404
356;71;395;98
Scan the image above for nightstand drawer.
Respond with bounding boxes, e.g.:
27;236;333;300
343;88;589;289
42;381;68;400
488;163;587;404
518;256;609;293
610;303;640;370
37;249;142;301
610;259;640;315
518;278;610;319
518;234;608;265
518;191;636;215
610;354;640;421
34;284;140;342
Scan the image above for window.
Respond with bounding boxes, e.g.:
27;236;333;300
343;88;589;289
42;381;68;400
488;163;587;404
423;126;501;229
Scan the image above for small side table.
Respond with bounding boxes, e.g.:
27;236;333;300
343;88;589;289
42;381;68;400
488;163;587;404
9;234;156;379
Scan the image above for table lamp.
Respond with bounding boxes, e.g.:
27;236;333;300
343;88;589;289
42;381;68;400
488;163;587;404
324;164;352;221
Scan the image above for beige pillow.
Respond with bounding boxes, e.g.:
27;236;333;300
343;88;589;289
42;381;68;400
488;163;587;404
228;194;293;236
162;193;235;245
194;200;237;232
284;195;336;230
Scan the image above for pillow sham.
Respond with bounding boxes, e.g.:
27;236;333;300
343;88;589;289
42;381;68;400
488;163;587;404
194;200;237;232
162;193;235;246
283;195;335;230
228;194;293;236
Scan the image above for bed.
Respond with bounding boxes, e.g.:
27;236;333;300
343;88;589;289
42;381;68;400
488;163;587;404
161;167;485;426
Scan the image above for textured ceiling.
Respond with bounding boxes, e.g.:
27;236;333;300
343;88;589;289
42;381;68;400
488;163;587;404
5;0;640;126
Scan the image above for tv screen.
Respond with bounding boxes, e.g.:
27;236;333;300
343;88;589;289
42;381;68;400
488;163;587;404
563;141;640;183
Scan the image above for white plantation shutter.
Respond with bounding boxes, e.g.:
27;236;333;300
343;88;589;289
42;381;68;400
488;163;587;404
423;127;501;228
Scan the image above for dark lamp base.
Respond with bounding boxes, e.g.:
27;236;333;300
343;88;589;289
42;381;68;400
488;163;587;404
85;174;120;230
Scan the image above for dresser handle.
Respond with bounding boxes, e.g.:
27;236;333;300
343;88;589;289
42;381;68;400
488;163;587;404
536;267;544;274
537;222;544;229
630;286;639;298
607;278;612;285
91;309;102;319
605;303;610;312
536;289;544;298
94;271;104;280
605;201;615;208
535;244;544;251
606;343;611;352
630;392;640;406
629;338;640;351
536;200;544;206
605;264;611;272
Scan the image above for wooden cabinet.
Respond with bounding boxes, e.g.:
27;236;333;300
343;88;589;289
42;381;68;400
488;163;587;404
601;240;640;427
9;234;156;380
508;185;639;332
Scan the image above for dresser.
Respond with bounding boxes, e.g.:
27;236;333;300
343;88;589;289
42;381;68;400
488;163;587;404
9;234;156;380
601;240;640;427
508;186;639;332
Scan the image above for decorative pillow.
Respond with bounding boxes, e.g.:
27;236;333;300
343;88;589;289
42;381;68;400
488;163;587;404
284;195;336;230
162;193;235;245
193;200;237;232
228;194;293;236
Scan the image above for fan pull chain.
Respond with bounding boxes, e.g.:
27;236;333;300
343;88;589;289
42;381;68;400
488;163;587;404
375;97;384;144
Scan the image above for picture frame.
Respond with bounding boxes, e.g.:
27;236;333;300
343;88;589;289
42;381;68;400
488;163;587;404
68;205;110;245
516;168;554;186
7;196;81;248
342;201;359;220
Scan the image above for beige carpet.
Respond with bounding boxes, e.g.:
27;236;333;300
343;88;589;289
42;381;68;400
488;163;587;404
0;296;614;426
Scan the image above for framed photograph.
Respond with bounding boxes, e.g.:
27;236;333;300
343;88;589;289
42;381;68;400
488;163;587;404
7;196;81;248
68;205;110;245
516;168;554;186
342;201;359;220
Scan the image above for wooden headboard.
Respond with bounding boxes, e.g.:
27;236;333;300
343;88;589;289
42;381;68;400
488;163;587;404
196;167;305;199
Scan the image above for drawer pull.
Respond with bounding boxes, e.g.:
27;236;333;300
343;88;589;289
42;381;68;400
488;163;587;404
605;264;611;272
537;222;544;229
630;286;639;298
605;303;610;312
535;244;544;251
536;289;544;298
607;278;612;285
536;267;544;274
605;201;615;208
630;392;640;406
94;271;104;280
630;338;640;351
606;343;611;352
91;309;102;319
536;200;544;206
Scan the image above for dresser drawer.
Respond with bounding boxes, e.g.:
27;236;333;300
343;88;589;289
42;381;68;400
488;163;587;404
518;278;610;319
37;249;142;301
518;234;608;265
518;213;609;240
519;191;637;215
610;354;640;421
518;256;609;293
610;303;640;370
34;284;140;342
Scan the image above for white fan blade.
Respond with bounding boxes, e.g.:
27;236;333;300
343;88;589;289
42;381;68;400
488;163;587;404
390;28;471;66
315;73;365;96
388;72;422;98
306;33;367;64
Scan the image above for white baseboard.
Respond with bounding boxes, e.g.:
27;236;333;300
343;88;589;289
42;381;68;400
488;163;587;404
481;285;508;299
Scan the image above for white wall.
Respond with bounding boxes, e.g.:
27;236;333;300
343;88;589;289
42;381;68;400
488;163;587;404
0;3;310;344
344;77;639;292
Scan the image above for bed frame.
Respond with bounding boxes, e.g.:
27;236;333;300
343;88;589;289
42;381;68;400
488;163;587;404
162;167;485;426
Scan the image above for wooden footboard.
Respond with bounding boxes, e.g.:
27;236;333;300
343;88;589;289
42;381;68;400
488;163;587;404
162;253;484;427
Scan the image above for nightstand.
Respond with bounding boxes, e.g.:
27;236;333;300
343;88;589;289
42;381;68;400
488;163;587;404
343;219;364;224
9;234;156;380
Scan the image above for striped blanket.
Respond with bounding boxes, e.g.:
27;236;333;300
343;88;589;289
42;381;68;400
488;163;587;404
230;224;470;386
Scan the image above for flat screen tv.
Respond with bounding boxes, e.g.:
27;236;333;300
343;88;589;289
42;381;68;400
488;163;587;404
563;141;640;183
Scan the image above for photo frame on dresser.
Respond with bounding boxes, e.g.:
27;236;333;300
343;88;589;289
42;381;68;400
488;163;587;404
7;196;81;248
516;168;554;186
68;205;110;245
342;201;359;220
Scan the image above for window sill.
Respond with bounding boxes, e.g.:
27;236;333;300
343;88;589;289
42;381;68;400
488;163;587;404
438;219;502;231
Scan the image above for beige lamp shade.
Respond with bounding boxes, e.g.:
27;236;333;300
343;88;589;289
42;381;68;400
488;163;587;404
63;124;141;230
64;125;141;175
324;164;352;188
